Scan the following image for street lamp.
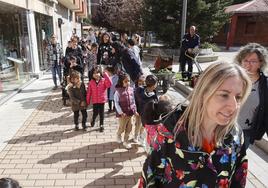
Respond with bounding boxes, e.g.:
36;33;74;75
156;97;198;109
181;0;187;41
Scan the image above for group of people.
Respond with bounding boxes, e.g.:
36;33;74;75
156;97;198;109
45;27;268;187
46;29;170;150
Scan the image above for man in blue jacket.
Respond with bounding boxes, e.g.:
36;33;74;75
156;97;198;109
179;25;200;81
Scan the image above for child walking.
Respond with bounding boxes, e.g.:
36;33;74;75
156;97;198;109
67;70;88;130
106;66;119;113
133;75;146;143
87;43;98;80
143;95;173;152
114;72;137;149
86;65;112;132
140;74;158;125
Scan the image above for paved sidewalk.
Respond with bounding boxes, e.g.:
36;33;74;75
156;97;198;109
0;86;145;187
0;73;53;152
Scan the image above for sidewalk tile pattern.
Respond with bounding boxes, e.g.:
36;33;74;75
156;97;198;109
0;91;145;187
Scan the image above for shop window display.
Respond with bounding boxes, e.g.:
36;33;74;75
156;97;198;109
0;13;31;101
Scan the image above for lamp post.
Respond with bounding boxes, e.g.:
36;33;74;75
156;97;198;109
181;0;187;41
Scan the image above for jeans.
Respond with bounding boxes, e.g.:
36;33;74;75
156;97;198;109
92;103;105;126
51;63;62;86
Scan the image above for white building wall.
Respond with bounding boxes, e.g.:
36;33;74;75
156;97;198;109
0;0;83;68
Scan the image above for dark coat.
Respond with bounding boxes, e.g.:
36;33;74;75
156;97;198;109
67;83;87;112
97;42;113;65
249;73;268;143
179;33;200;62
121;48;143;83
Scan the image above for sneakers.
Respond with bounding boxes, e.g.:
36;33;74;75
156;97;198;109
116;135;122;143
99;125;104;132
52;86;58;90
133;136;139;143
74;125;79;131
108;109;113;113
123;142;131;149
90;122;95;127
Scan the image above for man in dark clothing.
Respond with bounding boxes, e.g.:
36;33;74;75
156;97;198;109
179;25;200;81
121;39;143;84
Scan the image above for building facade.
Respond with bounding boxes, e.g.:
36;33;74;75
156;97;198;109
213;0;268;49
0;0;88;101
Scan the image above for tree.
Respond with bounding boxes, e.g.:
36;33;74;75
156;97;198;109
92;0;144;33
142;0;234;47
142;0;182;47
187;0;233;42
232;0;250;4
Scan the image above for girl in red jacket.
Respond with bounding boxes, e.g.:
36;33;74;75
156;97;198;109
86;65;112;132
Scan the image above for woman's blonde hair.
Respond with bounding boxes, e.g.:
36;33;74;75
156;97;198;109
234;42;268;75
175;61;251;147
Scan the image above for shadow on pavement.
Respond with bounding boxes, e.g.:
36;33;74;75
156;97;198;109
6;128;92;145
38;141;145;186
18;87;52;94
83;169;141;188
38;111;74;126
14;93;70;112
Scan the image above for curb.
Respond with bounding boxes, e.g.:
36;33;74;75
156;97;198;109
255;136;268;154
173;79;268;154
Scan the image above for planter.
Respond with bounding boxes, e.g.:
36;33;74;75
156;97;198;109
199;48;213;55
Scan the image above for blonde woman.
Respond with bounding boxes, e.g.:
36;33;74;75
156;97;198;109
139;61;251;188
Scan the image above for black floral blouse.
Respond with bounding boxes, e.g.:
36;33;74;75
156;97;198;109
139;124;247;188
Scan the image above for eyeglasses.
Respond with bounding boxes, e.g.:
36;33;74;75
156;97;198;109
242;60;260;64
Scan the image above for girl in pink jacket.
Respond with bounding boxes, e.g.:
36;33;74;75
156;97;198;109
86;65;112;132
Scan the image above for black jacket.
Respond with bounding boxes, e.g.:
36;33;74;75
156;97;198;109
121;48;143;82
250;73;268;143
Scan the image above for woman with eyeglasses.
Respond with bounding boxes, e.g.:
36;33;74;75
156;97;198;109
234;43;268;149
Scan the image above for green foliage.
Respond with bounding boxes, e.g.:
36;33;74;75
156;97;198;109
232;0;249;4
142;0;234;47
200;42;220;51
142;0;181;47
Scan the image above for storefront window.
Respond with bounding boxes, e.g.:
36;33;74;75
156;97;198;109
0;11;31;101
